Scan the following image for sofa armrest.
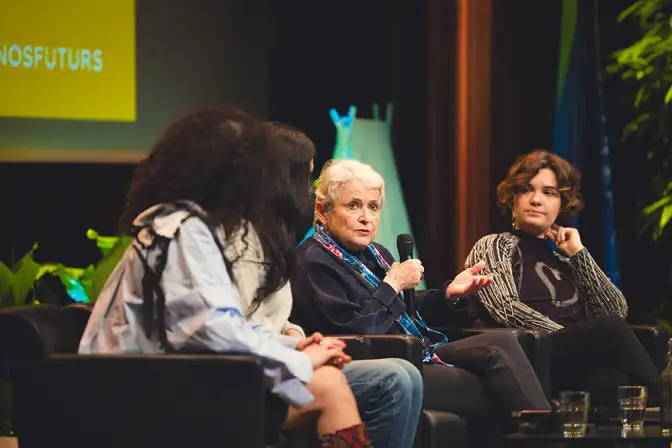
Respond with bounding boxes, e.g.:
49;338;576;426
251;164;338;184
337;335;424;373
0;305;86;360
630;325;670;372
422;409;467;448
12;353;267;447
519;329;552;398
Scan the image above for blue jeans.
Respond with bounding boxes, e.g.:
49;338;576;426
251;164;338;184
342;358;423;448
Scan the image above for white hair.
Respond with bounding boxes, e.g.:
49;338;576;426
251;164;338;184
315;159;385;212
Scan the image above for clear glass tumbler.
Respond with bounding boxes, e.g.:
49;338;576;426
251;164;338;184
559;391;590;438
618;385;647;429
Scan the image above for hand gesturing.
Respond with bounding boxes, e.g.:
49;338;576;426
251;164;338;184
446;261;493;298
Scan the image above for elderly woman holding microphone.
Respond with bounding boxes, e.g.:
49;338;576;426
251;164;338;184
290;159;550;443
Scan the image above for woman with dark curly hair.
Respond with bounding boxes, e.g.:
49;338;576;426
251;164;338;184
79;105;374;447
465;150;662;409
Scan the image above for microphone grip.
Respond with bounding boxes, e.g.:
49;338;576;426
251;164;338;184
398;254;416;318
404;288;416;319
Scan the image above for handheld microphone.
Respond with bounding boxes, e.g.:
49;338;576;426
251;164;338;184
396;234;417;320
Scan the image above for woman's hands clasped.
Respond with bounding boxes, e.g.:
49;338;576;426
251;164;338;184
297;332;352;369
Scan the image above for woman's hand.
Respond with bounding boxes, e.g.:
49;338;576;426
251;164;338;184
545;224;584;257
297;333;351;368
383;259;424;293
446;261;493;297
301;340;351;369
296;332;325;350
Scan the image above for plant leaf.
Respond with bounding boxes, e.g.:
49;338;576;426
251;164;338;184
43;263;91;303
10;243;40;306
661;204;672;231
643;195;672;214
87;228;123;257
0;262;14;309
37;263;63;280
617;0;645;23
83;236;132;302
665;84;672;104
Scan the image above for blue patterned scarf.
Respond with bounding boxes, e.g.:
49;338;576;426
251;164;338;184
312;224;451;365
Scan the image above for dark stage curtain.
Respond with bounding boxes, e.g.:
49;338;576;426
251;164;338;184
270;0;561;286
0;163;133;268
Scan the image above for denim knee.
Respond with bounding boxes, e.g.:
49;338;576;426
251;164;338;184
342;358;422;448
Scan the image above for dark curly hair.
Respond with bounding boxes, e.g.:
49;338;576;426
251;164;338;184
119;106;314;325
118;105;264;233
497;149;584;215
261;122;316;233
249;122;316;313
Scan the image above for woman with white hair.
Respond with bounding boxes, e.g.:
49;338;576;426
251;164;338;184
290;159;551;443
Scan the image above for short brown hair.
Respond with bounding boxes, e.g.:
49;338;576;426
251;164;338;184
497;150;584;214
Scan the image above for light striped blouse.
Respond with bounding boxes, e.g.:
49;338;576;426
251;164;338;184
465;232;628;332
79;203;314;407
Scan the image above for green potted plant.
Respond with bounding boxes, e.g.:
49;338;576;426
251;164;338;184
0;231;131;441
45;229;132;304
608;0;672;325
608;0;672;238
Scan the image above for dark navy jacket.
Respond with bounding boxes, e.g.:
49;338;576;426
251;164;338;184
290;238;458;335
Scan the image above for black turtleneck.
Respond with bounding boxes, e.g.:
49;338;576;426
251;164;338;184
511;230;585;326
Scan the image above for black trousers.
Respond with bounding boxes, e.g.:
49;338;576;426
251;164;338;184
549;315;662;409
422;331;550;444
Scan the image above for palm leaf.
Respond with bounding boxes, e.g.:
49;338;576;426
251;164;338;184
0;262;12;294
660;204;672;230
82;236;132;302
10;243;40;306
643;195;672;214
0;262;14;309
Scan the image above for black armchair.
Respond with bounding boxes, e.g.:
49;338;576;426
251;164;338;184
630;325;670;373
0;304;466;448
420;292;670;398
12;353;267;448
0;304;269;448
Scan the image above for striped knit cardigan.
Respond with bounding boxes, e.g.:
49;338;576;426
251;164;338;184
465;232;628;333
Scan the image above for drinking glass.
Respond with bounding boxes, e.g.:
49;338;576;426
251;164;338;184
559;391;590;438
618;385;647;429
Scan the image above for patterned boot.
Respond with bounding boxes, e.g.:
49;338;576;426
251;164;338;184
319;423;373;448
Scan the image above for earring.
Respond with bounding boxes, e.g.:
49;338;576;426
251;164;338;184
511;212;516;230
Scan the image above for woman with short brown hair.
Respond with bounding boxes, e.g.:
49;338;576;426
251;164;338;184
466;150;661;411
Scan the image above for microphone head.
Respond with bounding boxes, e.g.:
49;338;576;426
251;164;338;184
396;234;415;261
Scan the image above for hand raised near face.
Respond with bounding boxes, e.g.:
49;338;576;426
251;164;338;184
546;224;584;257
